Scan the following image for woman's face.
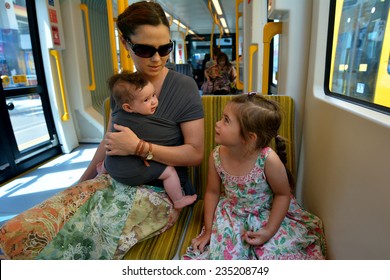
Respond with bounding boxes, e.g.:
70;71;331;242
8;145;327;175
124;24;171;79
218;58;226;67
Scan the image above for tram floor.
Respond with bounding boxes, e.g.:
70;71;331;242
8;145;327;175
0;143;98;226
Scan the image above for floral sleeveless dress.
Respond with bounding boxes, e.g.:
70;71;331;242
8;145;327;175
183;146;327;260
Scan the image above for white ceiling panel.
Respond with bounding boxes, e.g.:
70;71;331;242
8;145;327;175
155;0;237;35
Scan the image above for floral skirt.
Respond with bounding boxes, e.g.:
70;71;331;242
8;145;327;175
0;174;178;259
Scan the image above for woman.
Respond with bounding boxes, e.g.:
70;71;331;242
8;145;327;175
203;52;237;95
0;1;204;260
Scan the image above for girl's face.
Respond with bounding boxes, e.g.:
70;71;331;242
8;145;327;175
124;24;171;79
215;103;243;146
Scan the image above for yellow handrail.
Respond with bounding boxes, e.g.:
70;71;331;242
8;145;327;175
248;44;258;92
208;1;215;56
168;15;173;26
80;4;96;91
106;0;118;73
49;50;69;121
262;22;282;94
235;0;243;90
207;0;224;55
117;0;133;72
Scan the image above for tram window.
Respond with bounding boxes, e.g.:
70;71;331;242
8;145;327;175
269;18;280;95
326;0;390;114
271;34;279;86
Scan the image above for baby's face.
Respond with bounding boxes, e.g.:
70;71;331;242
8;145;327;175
129;82;159;115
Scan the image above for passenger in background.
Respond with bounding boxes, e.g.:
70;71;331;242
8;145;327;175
205;46;221;69
100;71;197;210
183;93;326;260
203;52;237;95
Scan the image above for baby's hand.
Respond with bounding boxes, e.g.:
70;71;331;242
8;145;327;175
244;228;273;246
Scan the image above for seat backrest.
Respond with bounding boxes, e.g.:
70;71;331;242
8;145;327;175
193;95;295;199
175;64;193;77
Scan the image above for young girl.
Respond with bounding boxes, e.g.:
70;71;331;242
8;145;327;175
183;93;326;260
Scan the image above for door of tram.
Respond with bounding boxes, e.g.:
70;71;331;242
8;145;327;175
0;0;61;184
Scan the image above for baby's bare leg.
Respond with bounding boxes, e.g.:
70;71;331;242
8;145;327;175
159;166;197;209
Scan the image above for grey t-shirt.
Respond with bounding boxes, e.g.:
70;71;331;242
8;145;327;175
104;70;204;195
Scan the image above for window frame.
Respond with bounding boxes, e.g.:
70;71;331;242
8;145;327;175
324;0;390;116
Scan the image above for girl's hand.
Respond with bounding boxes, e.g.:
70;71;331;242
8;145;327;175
191;229;211;253
244;228;274;246
105;123;139;156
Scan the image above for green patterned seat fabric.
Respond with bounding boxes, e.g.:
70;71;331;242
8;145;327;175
179;95;295;257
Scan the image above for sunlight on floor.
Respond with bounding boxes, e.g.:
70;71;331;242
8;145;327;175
5;169;88;197
0;144;98;225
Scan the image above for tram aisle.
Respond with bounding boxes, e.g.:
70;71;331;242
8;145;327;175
0;144;98;226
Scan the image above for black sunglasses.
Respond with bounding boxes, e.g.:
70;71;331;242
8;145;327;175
124;37;174;58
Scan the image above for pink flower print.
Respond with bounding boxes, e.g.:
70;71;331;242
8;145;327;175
247;188;257;195
254;247;265;257
230;196;238;205
223;249;233;259
237;183;245;191
305;243;317;258
226;238;235;251
217;233;223;243
279;228;288;236
220;207;227;216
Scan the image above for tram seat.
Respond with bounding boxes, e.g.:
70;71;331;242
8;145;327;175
178;95;295;257
174;63;193;77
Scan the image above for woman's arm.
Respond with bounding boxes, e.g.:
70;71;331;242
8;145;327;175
152;118;204;166
192;153;221;252
79;112;113;182
244;149;291;245
106;117;204;167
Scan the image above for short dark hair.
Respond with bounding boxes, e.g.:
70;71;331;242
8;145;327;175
107;71;148;106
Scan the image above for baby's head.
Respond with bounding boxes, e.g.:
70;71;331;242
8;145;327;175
108;71;158;115
229;93;282;149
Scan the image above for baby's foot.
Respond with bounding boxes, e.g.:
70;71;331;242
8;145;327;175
174;194;197;209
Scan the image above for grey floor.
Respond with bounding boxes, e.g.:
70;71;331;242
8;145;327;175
0;144;98;226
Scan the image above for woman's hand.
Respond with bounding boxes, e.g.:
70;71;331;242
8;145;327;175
244;228;274;246
191;228;211;253
105;123;139;156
